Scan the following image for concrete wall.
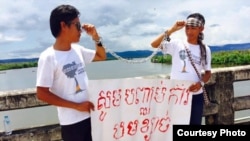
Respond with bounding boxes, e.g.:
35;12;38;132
1;65;250;140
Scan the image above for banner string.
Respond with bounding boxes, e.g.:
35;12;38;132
104;47;160;64
101;34;165;64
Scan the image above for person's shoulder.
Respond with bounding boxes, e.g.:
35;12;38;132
42;46;53;53
172;39;185;47
71;43;94;53
39;46;54;58
72;43;88;52
170;39;183;45
204;44;212;53
205;44;211;49
173;39;182;42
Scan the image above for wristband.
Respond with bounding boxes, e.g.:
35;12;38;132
200;81;205;87
164;30;171;42
93;37;103;46
96;40;103;46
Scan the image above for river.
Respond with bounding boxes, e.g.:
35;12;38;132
0;60;249;131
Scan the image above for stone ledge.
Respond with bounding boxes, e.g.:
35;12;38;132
0;124;61;141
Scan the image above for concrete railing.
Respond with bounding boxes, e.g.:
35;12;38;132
0;65;250;140
203;65;250;125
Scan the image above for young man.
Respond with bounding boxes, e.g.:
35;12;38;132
36;4;106;141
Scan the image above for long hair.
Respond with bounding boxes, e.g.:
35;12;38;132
187;13;207;65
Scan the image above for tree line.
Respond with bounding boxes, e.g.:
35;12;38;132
0;50;250;71
151;50;250;68
0;61;37;71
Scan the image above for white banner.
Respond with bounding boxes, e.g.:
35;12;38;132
89;78;193;141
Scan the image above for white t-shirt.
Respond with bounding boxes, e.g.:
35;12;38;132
36;44;95;125
161;39;211;95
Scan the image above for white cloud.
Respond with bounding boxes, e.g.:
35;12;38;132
0;33;24;43
0;0;249;59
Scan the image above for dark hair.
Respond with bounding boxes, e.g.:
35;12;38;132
187;13;207;65
49;4;80;38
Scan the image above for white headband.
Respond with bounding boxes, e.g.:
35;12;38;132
186;17;203;27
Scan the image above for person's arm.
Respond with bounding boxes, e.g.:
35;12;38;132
151;21;186;48
92;37;107;61
188;70;211;92
201;70;211;84
36;86;94;112
82;23;106;61
151;29;176;48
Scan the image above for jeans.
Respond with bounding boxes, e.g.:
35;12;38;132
61;118;92;141
189;93;204;125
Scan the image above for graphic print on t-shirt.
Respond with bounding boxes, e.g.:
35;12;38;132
179;49;187;72
62;61;84;94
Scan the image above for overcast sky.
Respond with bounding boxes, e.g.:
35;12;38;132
0;0;249;59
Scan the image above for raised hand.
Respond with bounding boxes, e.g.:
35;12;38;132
171;20;186;32
82;23;100;40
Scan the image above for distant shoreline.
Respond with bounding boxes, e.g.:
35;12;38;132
1;44;250;71
1;42;250;63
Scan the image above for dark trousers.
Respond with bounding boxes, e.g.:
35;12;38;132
189;94;204;125
61;118;92;141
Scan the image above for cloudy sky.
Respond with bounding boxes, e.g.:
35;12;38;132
0;0;249;59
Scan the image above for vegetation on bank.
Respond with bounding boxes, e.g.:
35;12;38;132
0;50;250;71
0;61;37;71
151;50;250;68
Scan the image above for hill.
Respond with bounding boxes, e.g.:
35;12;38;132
106;42;250;59
1;43;250;63
209;43;250;52
0;58;38;63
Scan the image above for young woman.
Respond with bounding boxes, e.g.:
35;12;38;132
151;13;211;125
